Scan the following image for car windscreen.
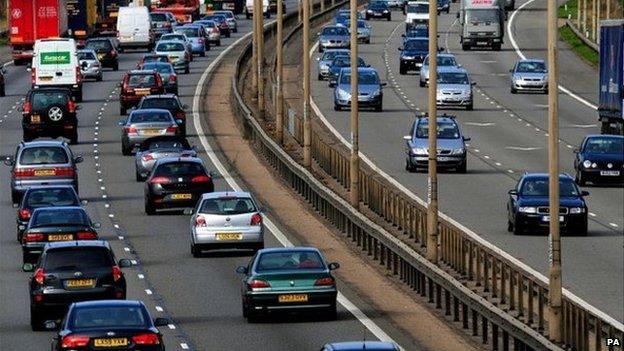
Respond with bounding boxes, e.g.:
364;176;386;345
26;188;78;207
19;146;69;165
128;74;157;88
130;111;173;123
156;42;186;51
370;1;388;9
256;251;325;271
140;98;180;110
44;247;112;271
196;20;216;28
31;91;70;111
404;39;427;50
520;179;580;197
176;28;200;38
78;51;96;60
31;208;89;227
339;72;379;85
150;13;168;21
516;61;546;73
86;40;112;51
142;63;174;74
466;9;499;23
408;3;428;13
583;137;624;154
199;197;257;215
153;162;205;177
425;56;457;66
416;121;460;139
70;306;149;329
322;27;349;36
321;51;349;61
437;72;469;85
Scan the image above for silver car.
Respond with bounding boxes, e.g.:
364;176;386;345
134;136;197;181
318;26;350;53
194;20;221;46
118;108;181;155
419;53;459;87
354;20;371;44
189;191;264;256
160;33;194;60
213;11;238;33
316;48;350;80
77;49;103;81
154;40;191;74
510;59;548;94
436;67;475;110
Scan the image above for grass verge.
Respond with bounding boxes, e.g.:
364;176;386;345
560;24;599;66
558;0;578;19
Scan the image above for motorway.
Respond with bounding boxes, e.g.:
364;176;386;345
309;0;624;321
0;5;414;350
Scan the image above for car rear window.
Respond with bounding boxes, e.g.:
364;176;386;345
128;74;157;88
163;34;186;42
70;306;148;329
157;42;186;51
130;111;173;123
214;11;233;18
86;40;112;51
78;51;96;60
322;27;348;36
25;188;78;207
141;63;174;74
150;13;167;21
140;98;179;110
44;247;112;271
31;91;70;111
176;28;199;37
257;251;325;271
31;208;90;227
19;146;69;165
154;162;205;177
199;197;256;215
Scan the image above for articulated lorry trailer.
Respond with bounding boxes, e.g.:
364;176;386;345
599;20;624;135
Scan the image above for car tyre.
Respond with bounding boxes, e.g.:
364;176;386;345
135;169;143;182
217;40;221;46
466;102;473;111
122;144;132;156
510;87;517;94
96;74;103;82
399;65;407;75
113;62;119;71
457;161;467;173
200;51;206;57
30;308;45;331
69;130;78;145
11;190;20;205
493;43;501;51
191;243;201;257
334;104;341;111
575;170;587;186
185;66;190;74
419;80;426;87
366;38;371;44
145;198;156;215
120;106;127;115
318;74;323;81
462;43;470;51
512;221;523;235
319;46;324;53
387;15;391;21
405;159;416;173
324;304;337;321
375;101;383;112
0;85;5;97
507;220;514;232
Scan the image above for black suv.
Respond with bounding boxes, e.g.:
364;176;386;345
136;94;189;136
24;240;131;330
21;88;80;144
507;173;589;236
85;38;119;70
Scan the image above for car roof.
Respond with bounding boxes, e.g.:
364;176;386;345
87;37;112;42
144;53;170;57
518;58;545;64
425;53;455;58
24;185;78;192
44;240;110;250
77;49;97;53
584;134;624;140
128;69;159;75
29;87;72;94
405;37;428;42
141;94;179;100
521;173;574;180
156;40;186;45
72;300;144;308
201;191;252;200
323;25;347;29
437;66;467;73
324;49;350;54
339;67;378;74
417;115;458;124
324;341;399;350
130;108;172;115
20;139;68;148
258;247;321;254
154;156;204;165
32;205;85;213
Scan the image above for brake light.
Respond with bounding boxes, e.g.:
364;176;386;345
23;101;32;114
163;22;172;28
250;213;262;226
76;231;97;240
195;215;206;227
61;335;90;348
13;168;35;178
30;67;36;85
75;67;82;83
55;167;75;177
24;233;45;242
124;126;138;135
191;175;210;183
111;49;118;57
155;74;163;87
198;38;204;44
142;154;154;162
112;265;122;282
34;268;45;284
132;333;160;345
212;27;219;34
18;208;31;220
169;74;177;84
248;280;270;289
149;176;171;184
314;277;335;286
166;125;178;133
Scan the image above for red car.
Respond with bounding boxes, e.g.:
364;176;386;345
119;70;166;115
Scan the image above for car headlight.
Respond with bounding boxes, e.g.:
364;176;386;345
337;89;351;99
452;148;465;155
371;90;381;97
403;55;415;60
569;207;585;214
582;160;592;168
383;9;389;12
412;147;428;155
320;64;329;70
367;9;373;12
519;206;537;214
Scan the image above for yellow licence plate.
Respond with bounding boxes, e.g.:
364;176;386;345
278;294;308;303
143;129;161;135
39;76;53;81
66;278;95;288
94;338;128;347
135;89;151;96
34;169;55;176
31;115;41;123
48;234;73;241
171;193;192;200
216;233;243;240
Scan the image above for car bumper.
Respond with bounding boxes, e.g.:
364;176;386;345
244;289;337;312
320;42;349;50
463;37;502;47
579;168;624;182
367;12;390;18
117;40;152;48
12;179;77;195
170;60;190;70
31;287;124;317
515;213;588;232
208;34;221;41
409;154;465;167
190;44;205;53
400;59;423;70
192;227;264;246
81;67;102;78
335;95;382;107
437;97;472;107
23;122;77;135
148;188;214;208
512;81;548;91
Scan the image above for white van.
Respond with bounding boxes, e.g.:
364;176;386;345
245;0;270;19
31;38;83;102
116;6;154;52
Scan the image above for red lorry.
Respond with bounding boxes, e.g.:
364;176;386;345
151;0;200;24
8;0;69;65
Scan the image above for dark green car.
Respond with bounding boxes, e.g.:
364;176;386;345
236;247;340;322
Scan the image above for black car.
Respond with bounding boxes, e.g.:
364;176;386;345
24;241;131;331
52;300;168;350
22;206;100;264
144;157;214;214
574;134;624;185
84;38;119;70
399;38;428;74
507;173;589;235
365;1;391;20
136;94;189;136
21;88;80;144
0;66;6;96
16;185;81;242
135;136;197;181
402;24;429;40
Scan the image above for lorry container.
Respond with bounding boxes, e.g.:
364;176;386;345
457;0;505;51
151;0;200;23
9;0;69;65
67;0;97;43
599;19;624;135
94;0;130;36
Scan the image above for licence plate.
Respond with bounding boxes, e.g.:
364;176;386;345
94;338;128;347
34;169;55;176
216;233;243;240
31;115;41;123
171;193;192;200
542;216;564;222
39;76;53;81
278;294;309;303
438;156;451;161
143;129;161;135
477;41;488;45
66;278;95;288
135;89;151;96
600;170;620;176
48;234;74;241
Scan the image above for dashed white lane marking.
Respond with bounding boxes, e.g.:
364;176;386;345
145;289;153;295
464;122;495;127
155;306;164;312
124;247;130;252
508;169;514;173
484;155;490;159
130;260;138;265
588;212;597;217
495;162;502;166
180;343;189;350
168;324;176;330
570;123;598;128
609;223;619;228
480;60;497;63
505;146;542;151
138;274;145;279
474;149;480;153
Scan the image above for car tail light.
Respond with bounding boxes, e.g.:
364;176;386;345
166;125;178;133
34;268;45;284
198;37;204;44
75;67;82;83
124;126;138;135
62;335;90;348
250;213;262;226
68;99;77;113
18;208;31;220
111;49;118;57
212;27;219;34
30;67;36;85
164;22;171;28
132;333;160;345
191;175;211;183
13;168;35;178
248;280;270;289
169;74;177;84
195;215;206;227
314;277;335;286
55;167;75;177
24;233;45;242
149;176;171;184
155;74;163;87
23;101;32;114
76;231;97;240
142;154;154;162
112;265;122;282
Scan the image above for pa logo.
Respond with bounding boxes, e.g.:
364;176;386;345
606;338;621;347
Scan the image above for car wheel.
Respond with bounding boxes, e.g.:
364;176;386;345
242;302;249;318
75;88;83;102
578;220;588;236
11;190;20;205
365;15;370;20
405;159;416;173
510;87;517;94
387;15;391;21
493;43;501;51
122;144;131;156
446;7;450;13
576;170;587;186
512;221;523;235
135;169;143;182
191;243;201;257
217;40;221;46
375;102;383;112
317;74;323;81
0;85;5;97
185;66;190;74
69;130;78;145
234;28;238;33
30;308;45;331
457;161;467;173
318;46;324;53
200;51;206;57
419;80;425;87
466;102;473;111
462;43;470;51
145;198;155;215
399;65;407;75
507;220;514;232
96;74;103;82
120;106;127;115
324;304;337;321
119;46;125;53
113;62;119;71
334;104;341;111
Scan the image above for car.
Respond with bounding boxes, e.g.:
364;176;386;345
268;0;286;14
150;11;177;38
321;341;401;351
189;191;264;256
236;247;340;321
327;56;368;85
136;54;172;69
398;38;429;74
159;33;196;59
136;94;189;136
84;38;119;71
436;67;475;110
24;241;131;331
139;62;179;95
32;38;83;102
144;157;214;214
437;0;451;13
405;1;429;27
353;19;372;44
119;108;181;155
154;40;191;73
365;1;392;20
213;10;238;33
119;70;166;115
402;24;429;40
134;136;196;181
77;49;103;81
20;88;80;144
318;26;350;53
21;206;100;264
52;300;169;350
5;140;83;204
117;6;154;52
317;49;350;80
510;59;548;94
176;25;209;57
574;135;624;185
15;185;81;242
197;20;222;46
334;10;350;27
385;0;403;7
403;115;469;173
202;15;231;38
507;173;589;235
245;0;270;19
0;65;6;96
334;67;386;111
419;53;459;87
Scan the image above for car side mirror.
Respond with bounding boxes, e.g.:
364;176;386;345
403;135;411;141
235;266;248;274
509;69;513;73
22;263;35;272
581;191;590;196
380;82;387;87
154;317;170;327
328;262;340;270
471;82;476;86
118;258;132;268
398;47;403;51
4;157;14;166
463;136;471;141
74;156;84;163
183;208;194;215
183;104;189;110
93;222;101;229
508;189;518;195
401;34;406;37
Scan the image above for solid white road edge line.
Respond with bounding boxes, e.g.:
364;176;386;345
192;21;404;348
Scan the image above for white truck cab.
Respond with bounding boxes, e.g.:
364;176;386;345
245;0;270;19
405;1;430;27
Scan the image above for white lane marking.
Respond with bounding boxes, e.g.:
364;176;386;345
609;223;619;228
192;28;402;348
507;169;515;173
138;274;145;279
481;60;497;63
168;324;176;330
505;146;542;151
145;289;153;295
495;162;502;166
180;343;189;349
588;212;597;217
569;123;597;128
507;0;597;110
533;104;549;108
155;306;164;312
484;155;490;159
464;122;495;127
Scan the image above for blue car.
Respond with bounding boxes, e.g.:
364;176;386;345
574;134;624;185
335;9;363;27
402;24;429;41
333;67;386;111
327;55;368;84
399;37;428;74
321;341;400;351
437;0;451;13
507;173;589;235
365;1;391;20
175;25;208;57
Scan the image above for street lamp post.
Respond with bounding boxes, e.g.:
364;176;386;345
349;0;359;208
252;0;258;93
426;0;439;262
257;0;265;118
276;0;285;144
302;0;311;167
